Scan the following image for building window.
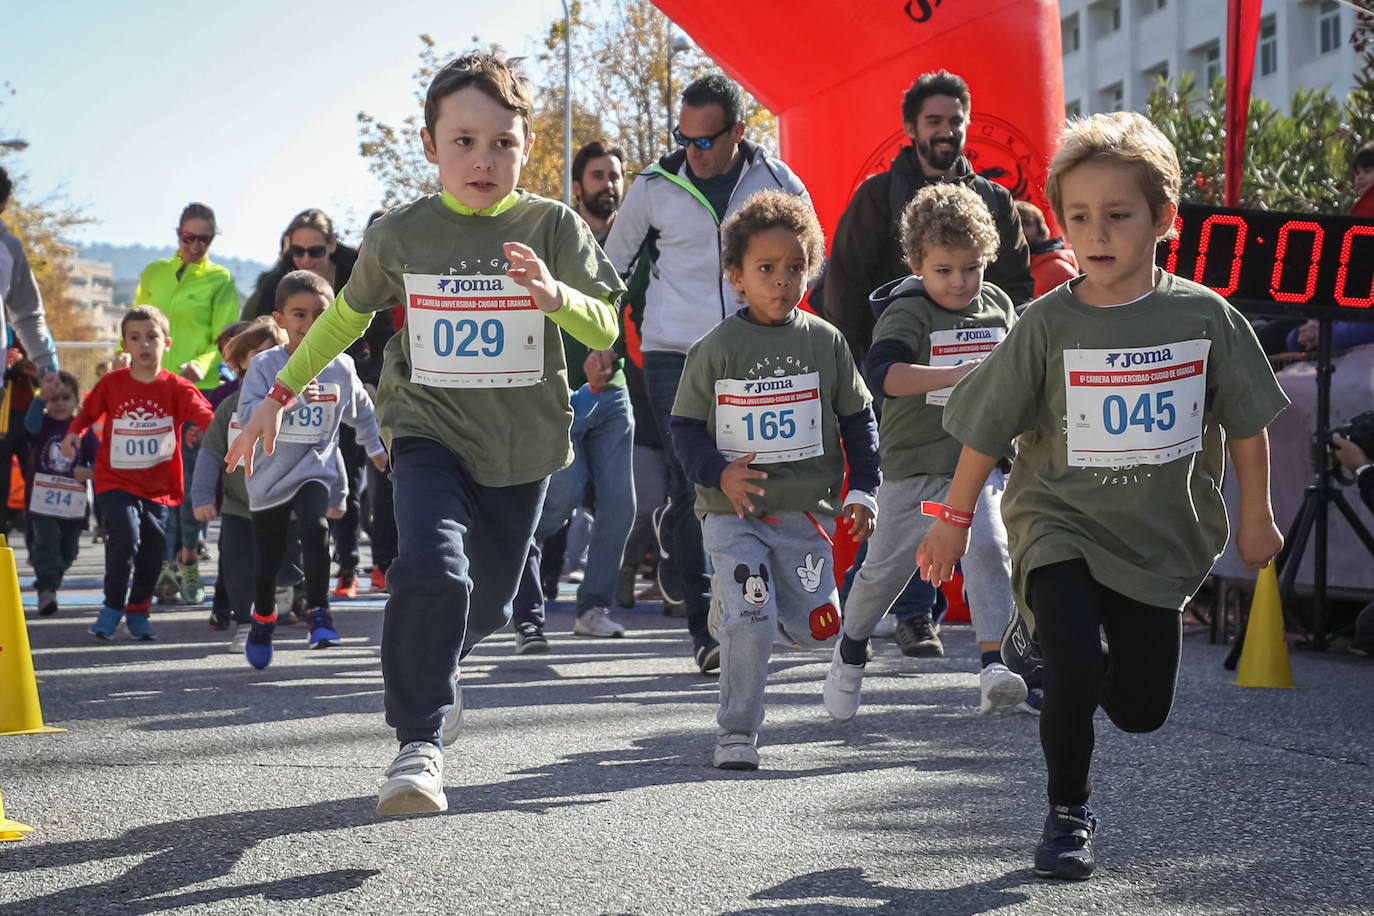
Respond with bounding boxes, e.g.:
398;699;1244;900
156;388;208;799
1100;83;1124;111
1319;0;1341;55
1111;0;1122;32
1259;17;1278;76
1143;0;1166;13
1204;43;1221;86
1063;13;1080;54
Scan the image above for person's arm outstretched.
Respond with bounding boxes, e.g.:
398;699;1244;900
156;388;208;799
915;445;1000;587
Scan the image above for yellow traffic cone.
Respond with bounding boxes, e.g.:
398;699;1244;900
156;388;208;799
1236;562;1295;688
0;534;66;735
0;787;34;842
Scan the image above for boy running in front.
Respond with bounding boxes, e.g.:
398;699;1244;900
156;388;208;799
227;53;621;815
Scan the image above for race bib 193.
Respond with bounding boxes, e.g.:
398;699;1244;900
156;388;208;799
110;415;176;469
714;373;823;464
927;326;1006;405
30;473;86;520
404;273;544;387
276;383;339;444
1064;339;1210;467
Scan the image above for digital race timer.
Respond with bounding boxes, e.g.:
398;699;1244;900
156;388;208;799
1157;203;1374;320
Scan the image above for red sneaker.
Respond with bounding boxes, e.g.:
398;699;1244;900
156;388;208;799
333;571;358;599
369;566;387;591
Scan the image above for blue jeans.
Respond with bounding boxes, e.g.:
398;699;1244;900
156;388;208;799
642;351;711;640
96;490;169;610
382;437;547;746
535;384;636;616
29;516;80;592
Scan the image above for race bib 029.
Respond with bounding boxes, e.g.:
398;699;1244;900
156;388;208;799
1064;339;1210;467
927;326;1006;406
714;373;823;464
404;274;544;388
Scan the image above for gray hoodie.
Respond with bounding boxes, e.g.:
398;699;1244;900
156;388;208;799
238;345;384;511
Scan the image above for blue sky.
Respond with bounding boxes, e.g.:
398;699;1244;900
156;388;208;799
1;0;564;262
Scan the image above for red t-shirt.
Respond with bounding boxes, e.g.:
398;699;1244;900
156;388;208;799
69;368;214;505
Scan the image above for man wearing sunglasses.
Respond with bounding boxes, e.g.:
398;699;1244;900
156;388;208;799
604;73;811;674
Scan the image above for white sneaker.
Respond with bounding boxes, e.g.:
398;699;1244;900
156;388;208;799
440;680;463;748
228;624;248;653
376;741;447;816
872;614;898;638
573;607;625;638
979;662;1028;716
707;572;724;641
822;642;866;721
713;732;759;770
274;586;292;619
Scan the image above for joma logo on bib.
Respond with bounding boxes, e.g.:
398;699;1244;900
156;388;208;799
437;277;503;293
1105;348;1173;368
954;329;994;342
743;379;796;394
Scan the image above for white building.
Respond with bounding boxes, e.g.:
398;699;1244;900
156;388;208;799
1060;0;1362;117
64;254;120;340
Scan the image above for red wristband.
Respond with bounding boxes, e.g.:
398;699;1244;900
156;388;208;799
921;501;973;529
267;382;295;407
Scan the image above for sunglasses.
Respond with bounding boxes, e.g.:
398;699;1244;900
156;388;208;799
290;244;329;259
179;231;213;246
672;123;735;150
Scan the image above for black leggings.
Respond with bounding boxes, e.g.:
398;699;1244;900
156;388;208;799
253;482;330;619
1028;558;1182;806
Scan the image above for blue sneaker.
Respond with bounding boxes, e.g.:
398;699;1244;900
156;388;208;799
306;607;339;648
245;616;276;669
89;606;123;640
123;600;155;640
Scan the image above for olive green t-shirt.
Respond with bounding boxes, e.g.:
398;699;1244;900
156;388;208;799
672;310;871;518
342;192;624;487
943;271;1288;611
870;278;1016;478
202;391;249;518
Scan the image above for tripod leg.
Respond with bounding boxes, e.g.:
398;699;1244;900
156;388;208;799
1331;492;1374;558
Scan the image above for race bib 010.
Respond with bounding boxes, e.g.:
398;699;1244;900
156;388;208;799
110;415;176;470
404;273;544;388
276;384;340;445
927;326;1006;405
1064;339;1210;467
714;373;823;464
30;473;86;520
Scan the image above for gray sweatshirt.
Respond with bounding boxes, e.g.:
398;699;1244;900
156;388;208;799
238;346;384;511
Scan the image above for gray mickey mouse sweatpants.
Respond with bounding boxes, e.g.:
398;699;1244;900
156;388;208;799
842;468;1014;645
702;512;843;737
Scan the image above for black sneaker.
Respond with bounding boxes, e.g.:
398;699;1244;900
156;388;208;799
694;634;721;673
515;622;550;654
1035;804;1098;880
207;607;231;631
894;615;943;658
1001;606;1044;683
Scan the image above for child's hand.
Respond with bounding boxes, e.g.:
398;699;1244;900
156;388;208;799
193;505;217;522
225;399;284;475
39;372;62;400
370;452;389;472
916;520;970;588
503;241;561;313
1237;518;1283;571
179;362;205;382
325;507;345;519
843;504;876;542
73;466;93;483
303;379;321;401
183;426;203;448
60;432;79;459
951;357;983;382
720;453;767;518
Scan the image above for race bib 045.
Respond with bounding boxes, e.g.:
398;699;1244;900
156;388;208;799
714;373;823;464
1064;339;1210;467
404;273;544;387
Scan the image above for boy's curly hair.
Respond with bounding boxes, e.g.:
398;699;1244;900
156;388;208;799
1045;110;1181;239
900;183;1000;267
720;190;825;281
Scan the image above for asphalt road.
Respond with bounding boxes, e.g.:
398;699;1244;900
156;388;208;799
1;530;1371;915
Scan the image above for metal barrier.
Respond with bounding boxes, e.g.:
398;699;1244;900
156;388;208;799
54;341;119;396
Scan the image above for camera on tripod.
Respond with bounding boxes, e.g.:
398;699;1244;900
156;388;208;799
1325;410;1374;481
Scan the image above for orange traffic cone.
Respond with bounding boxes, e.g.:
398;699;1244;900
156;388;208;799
0;787;34;842
1236;562;1295;689
0;533;66;735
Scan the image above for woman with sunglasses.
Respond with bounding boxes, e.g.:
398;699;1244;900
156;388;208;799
246;210;393;599
131;202;239;607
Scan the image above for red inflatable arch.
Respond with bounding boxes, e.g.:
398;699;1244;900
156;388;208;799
652;0;1065;586
652;0;1066;238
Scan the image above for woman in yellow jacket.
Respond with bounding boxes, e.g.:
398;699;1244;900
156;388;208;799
132;202;238;607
